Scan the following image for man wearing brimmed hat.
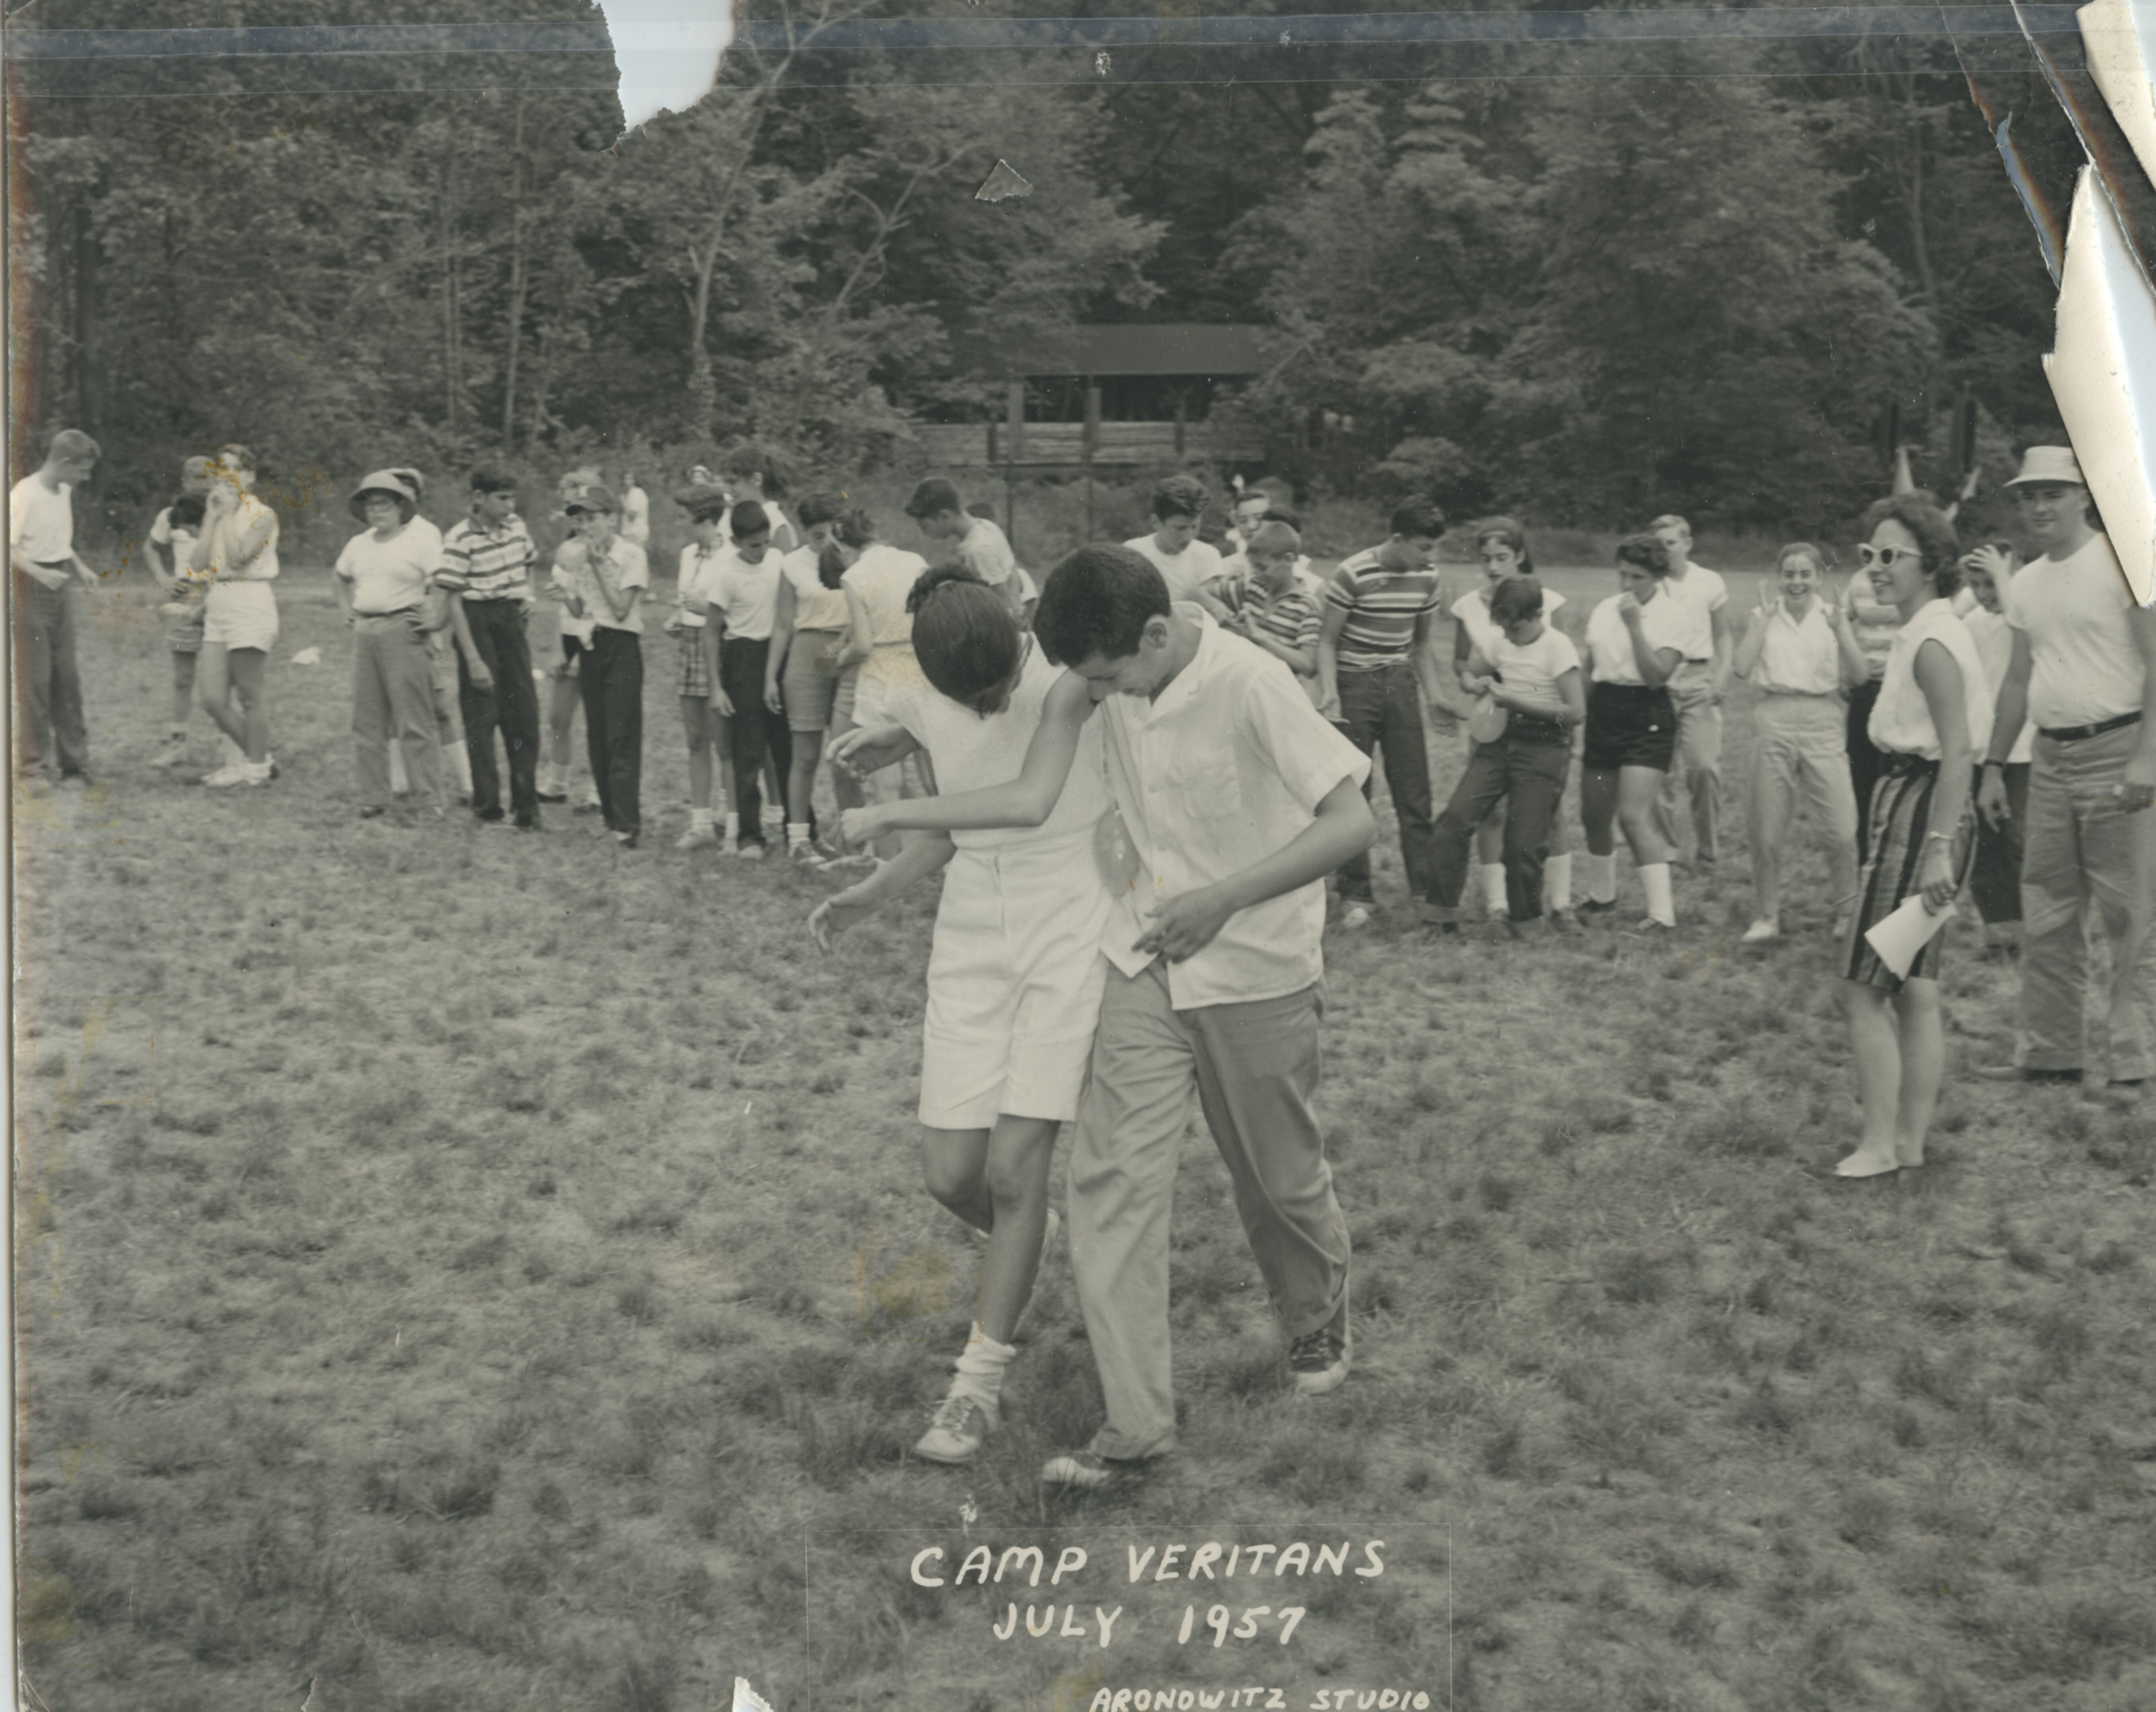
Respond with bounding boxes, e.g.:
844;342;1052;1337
334;469;451;819
1975;445;2156;1106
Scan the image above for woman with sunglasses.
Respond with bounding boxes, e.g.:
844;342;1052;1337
1834;496;1993;1180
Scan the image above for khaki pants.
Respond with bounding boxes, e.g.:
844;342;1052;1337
1067;960;1351;1461
2016;724;2156;1081
1745;693;1859;923
1653;661;1723;861
353;614;440;808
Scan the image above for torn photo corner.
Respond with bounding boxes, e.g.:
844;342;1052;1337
595;0;733;133
2049;164;2156;605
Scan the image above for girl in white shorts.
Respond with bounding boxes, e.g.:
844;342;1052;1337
811;566;1112;1467
188;444;281;787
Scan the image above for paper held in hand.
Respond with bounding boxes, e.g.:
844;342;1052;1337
1864;894;1957;980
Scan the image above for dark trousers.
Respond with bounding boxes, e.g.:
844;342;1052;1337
579;627;643;835
1333;663;1439;906
722;636;792;844
14;573;88;777
457;599;541;822
1970;760;2031;929
1428;729;1572;923
1847;677;1885;866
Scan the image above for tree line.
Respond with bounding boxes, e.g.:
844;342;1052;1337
12;0;2070;540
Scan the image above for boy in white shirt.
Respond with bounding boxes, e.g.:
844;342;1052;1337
1123;474;1232;620
697;500;793;857
1646;513;1733;866
905;478;1021;620
10;428;101;789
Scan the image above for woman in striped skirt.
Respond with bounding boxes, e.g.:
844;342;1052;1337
1836;496;1993;1180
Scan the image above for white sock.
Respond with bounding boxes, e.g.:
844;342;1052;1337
689;807;714;830
786;821;811;847
1585;852;1618;904
949;1321;1018;1414
1480;863;1508;913
387;742;409;794
1545;852;1574;912
1640;862;1676;927
723;811;740;841
445;743;473;795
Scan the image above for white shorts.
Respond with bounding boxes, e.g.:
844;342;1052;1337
920;828;1112;1130
201;581;279;651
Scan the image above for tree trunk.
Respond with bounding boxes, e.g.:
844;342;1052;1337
72;194;98;433
501;98;529;451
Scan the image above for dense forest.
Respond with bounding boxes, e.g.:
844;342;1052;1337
8;0;2076;535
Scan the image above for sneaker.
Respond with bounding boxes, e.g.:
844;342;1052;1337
615;830;640;850
1625;917;1675;936
733;841;767;861
1547;907;1580;932
149;739;189;769
1288;1321;1352;1396
1578;897;1619;917
536;783;568;805
914;1393;997;1465
235;761;274;787
1340;902;1374;930
675;824;719;851
201;762;246;789
513;815;544;833
573;792;603;815
790;841;820;863
1040;1448;1148;1490
1741;919;1780;944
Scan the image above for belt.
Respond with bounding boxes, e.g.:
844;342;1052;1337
355;607;420;620
33;559;72;570
2038;710;2141;743
1880;752;1939;776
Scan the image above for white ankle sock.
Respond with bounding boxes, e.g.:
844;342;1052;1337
1545;852;1574;911
1640;862;1676;926
786;822;811;847
949;1322;1017;1413
1480;863;1508;913
1585;852;1619;904
689;807;713;830
723;812;740;841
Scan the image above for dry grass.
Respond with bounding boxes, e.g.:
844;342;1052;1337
15;565;2156;1710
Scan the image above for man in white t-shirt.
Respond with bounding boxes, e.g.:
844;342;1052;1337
1646;513;1732;866
1122;474;1232;621
9;428;102;789
1975;446;2156;1105
904;478;1021;620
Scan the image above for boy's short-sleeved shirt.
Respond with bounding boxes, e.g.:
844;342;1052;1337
1210;567;1326;704
10;476;76;587
1124;534;1224;604
550;535;650;634
1657;563;1728;663
1452;581;1566;666
1095;608;1371;1008
1488;626;1581;709
2004;533;2144;729
702;548;784;641
149;505;205;592
1322;546;1445;671
439;514;537;604
955;515;1017;589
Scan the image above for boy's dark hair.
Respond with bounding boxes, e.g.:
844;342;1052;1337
683;494;729;525
469;465;517;496
965;500;997;520
1263;505;1302;532
907;566;1023;714
1246;520;1302;560
905;478;963;520
1151;474;1208;523
728;500;771;541
1860;494;1962;597
1615;533;1672;577
796;489;846;531
833;507;877;550
1034;545;1171;667
168;492;208;530
719;443;785;496
817;542;848;591
1389;497;1447;540
1488;575;1545;626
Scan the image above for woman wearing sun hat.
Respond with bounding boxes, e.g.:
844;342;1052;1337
332;469;451;820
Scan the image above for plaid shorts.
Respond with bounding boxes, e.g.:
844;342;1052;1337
675;632;712;700
164;600;207;655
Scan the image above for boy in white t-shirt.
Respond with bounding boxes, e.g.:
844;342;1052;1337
9;428;101;789
906;478;1020;620
1122;473;1231;620
1646;513;1732;865
1427;575;1586;930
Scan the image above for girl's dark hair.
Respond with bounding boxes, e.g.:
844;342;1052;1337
169;492;208;530
1859;494;1962;597
1034;545;1172;667
833;508;876;551
719;444;786;497
1475;516;1535;576
796;490;846;531
1614;533;1672;577
728;500;771;541
817;542;848;591
1488;574;1545;626
907;566;1022;715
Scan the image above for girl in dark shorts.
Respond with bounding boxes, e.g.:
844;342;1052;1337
1834;496;1993;1180
1578;534;1710;930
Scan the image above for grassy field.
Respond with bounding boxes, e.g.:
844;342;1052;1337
14;562;2156;1712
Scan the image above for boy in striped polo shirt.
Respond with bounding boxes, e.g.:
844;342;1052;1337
439;466;543;829
1316;497;1451;926
1209;519;1326;707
